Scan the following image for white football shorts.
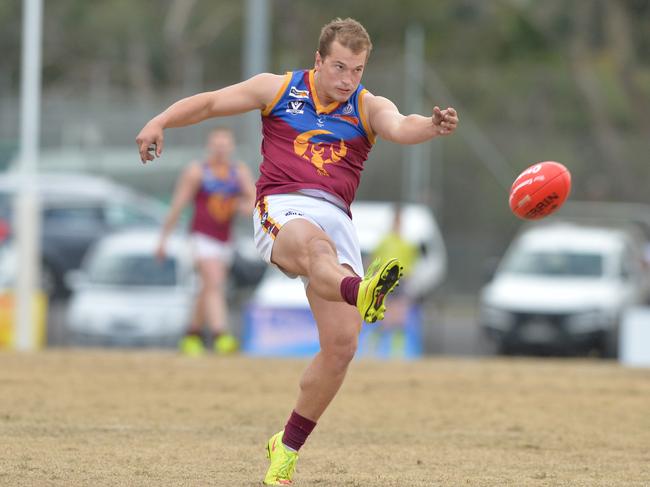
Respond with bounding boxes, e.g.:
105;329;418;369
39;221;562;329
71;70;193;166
190;232;234;265
253;193;363;280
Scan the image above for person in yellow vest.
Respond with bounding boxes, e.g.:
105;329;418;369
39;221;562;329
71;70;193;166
369;205;418;357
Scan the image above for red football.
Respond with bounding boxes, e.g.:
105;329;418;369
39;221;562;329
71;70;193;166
509;161;571;220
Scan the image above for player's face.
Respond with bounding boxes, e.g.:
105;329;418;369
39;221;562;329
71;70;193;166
207;131;235;160
314;40;367;104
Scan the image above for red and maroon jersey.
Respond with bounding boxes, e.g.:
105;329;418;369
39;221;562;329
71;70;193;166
190;163;241;242
256;69;375;213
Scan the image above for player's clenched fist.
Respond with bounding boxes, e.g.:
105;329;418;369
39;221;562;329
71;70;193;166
136;121;165;163
432;106;458;136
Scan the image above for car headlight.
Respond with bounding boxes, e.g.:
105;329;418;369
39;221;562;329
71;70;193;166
480;305;515;330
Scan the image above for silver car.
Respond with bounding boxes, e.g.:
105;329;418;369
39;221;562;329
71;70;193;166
66;229;196;346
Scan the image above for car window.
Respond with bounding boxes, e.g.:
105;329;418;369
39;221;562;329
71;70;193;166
104;203;161;228
502;250;603;277
42;206;104;229
87;253;177;286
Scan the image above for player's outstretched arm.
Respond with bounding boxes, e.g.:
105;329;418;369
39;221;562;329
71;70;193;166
136;73;284;163
364;93;458;145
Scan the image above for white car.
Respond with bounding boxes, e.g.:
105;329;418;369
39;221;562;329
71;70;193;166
243;201;446;356
66;229;196;346
480;222;650;357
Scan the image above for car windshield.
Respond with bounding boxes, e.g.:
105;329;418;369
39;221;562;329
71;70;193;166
43;206;103;229
87;253;177;286
105;203;163;227
501;250;604;277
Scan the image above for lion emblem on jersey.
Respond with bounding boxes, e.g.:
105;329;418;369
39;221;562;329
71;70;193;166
293;129;347;177
207;194;237;223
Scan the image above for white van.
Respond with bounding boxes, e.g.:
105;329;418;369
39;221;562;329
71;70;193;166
480;222;650;357
243;201;446;356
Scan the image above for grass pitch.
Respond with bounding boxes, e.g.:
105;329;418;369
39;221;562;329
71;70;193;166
1;350;649;486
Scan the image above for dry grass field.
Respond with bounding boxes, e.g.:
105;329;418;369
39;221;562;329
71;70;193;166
1;350;649;486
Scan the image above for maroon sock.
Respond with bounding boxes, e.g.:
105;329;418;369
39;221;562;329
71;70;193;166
282;410;317;451
340;276;362;306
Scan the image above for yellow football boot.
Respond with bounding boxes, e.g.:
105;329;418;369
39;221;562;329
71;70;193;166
214;333;239;355
264;431;298;485
357;258;403;323
178;335;205;357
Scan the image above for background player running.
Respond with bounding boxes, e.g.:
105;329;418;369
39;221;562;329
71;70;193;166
156;127;255;356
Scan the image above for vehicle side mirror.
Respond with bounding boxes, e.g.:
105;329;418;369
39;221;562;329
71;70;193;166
65;270;87;290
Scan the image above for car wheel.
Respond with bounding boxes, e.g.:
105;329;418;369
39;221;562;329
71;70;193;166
600;326;619;359
230;252;267;288
497;339;517;356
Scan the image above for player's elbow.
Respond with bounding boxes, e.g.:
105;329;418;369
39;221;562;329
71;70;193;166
206;92;224;117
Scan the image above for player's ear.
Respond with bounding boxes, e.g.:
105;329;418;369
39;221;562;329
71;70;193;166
314;50;323;69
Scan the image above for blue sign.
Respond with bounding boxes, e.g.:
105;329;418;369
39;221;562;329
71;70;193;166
242;304;423;359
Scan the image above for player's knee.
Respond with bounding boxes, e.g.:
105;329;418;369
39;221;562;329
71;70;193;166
202;279;225;293
323;333;358;371
305;234;336;259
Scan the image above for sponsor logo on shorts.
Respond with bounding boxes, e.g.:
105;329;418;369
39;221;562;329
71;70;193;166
286;100;305;115
284;210;304;217
289;86;310;99
260;211;268;225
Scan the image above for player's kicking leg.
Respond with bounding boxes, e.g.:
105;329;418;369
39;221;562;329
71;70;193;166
270;218;403;322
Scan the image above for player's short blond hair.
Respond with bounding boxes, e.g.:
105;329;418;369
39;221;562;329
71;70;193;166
318;18;372;59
